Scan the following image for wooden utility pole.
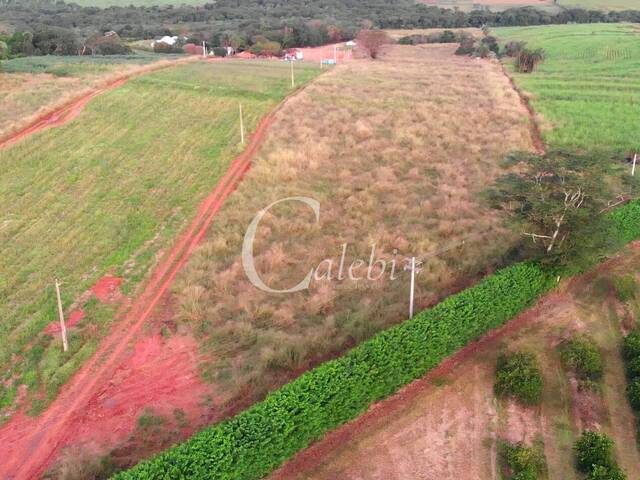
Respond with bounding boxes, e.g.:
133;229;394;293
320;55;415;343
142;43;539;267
632;153;637;177
290;60;295;88
404;257;422;319
55;279;68;352
239;103;245;144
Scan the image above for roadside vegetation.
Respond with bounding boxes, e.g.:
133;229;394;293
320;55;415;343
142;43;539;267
0;60;321;417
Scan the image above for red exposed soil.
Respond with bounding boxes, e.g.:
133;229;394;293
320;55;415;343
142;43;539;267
44;310;85;335
91;275;125;304
0;73;298;480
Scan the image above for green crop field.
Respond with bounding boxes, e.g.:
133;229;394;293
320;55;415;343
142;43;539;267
494;23;640;153
0;53;184;76
0;59;321;417
559;0;640;10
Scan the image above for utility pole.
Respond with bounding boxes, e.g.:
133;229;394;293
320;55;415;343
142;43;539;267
404;257;422;319
290;60;295;88
632;153;637;177
202;41;206;58
55;279;68;352
239;103;245;144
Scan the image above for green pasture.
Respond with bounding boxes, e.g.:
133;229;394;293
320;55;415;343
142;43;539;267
0;53;184;76
495;23;640;153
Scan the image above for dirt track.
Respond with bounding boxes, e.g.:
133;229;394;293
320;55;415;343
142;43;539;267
0;71;299;479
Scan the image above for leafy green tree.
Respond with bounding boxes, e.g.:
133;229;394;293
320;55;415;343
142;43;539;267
486;151;619;273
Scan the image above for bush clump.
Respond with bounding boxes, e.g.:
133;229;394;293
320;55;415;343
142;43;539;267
515;48;545;73
499;442;546;480
560;337;603;381
504;40;527;57
622;331;640;362
613;274;637;302
575;430;615;473
495;352;544;405
586;464;628;480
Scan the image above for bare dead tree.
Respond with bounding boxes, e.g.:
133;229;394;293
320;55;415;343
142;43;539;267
356;29;391;60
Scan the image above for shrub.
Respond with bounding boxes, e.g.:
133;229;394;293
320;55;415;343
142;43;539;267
495;352;544;405
114;263;553;479
515;48;545;73
212;47;227;57
499;442;546;480
626;379;640;410
575;431;615;473
610;200;640;244
622;331;640;361
455;37;476;55
613;274;637;302
625;356;640;380
587;465;627;480
504;40;527;57
560;337;603;381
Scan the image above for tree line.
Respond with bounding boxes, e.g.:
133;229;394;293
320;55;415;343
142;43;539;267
1;0;640;58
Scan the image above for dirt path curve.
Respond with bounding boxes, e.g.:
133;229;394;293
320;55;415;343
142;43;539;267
0;75;298;480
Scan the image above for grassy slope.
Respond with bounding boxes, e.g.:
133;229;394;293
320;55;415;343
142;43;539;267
0;59;320;416
0;53;186;140
494;23;640;153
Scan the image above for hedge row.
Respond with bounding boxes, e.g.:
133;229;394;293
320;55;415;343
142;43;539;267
115;263;553;479
622;331;640;444
115;200;640;480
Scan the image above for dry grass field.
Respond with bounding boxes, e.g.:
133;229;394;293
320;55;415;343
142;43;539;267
271;245;640;480
174;44;536;403
0;55;188;141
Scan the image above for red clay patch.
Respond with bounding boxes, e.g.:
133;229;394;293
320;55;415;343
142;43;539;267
44;310;85;335
91;275;124;303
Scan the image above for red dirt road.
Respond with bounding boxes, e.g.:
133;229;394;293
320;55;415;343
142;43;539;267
0;78;290;479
